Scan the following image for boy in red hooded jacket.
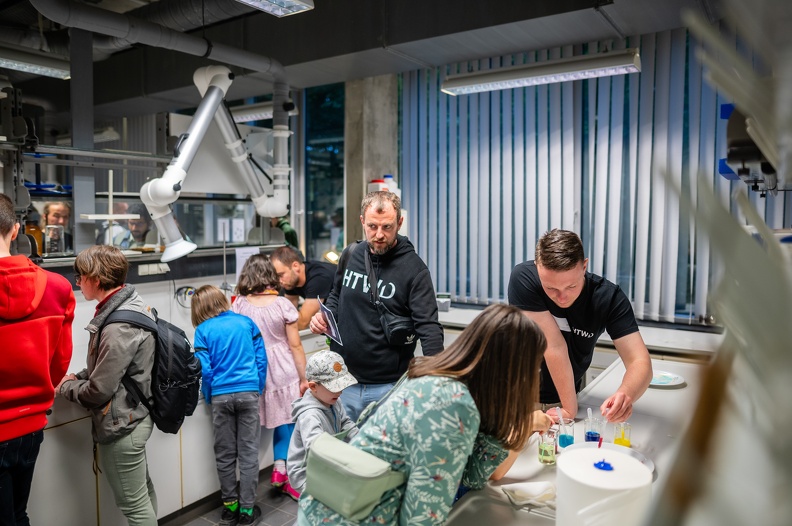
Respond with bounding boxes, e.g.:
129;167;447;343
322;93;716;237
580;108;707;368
0;194;75;525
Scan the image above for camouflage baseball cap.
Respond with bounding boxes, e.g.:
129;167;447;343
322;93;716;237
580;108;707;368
306;350;358;392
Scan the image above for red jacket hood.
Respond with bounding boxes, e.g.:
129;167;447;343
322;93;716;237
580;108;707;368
0;255;48;321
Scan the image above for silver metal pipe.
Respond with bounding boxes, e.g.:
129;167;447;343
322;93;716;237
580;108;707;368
33;145;169;163
22;156;161;172
212;104;267;198
167;84;226;175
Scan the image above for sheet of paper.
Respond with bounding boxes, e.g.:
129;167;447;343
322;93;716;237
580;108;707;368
319;297;343;345
234;246;261;283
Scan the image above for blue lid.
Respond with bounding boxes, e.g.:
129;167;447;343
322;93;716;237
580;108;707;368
593;459;614;471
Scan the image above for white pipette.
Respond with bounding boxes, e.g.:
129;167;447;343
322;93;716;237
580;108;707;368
556;407;565;435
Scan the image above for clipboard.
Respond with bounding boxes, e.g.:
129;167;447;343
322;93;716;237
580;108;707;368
319;297;343;345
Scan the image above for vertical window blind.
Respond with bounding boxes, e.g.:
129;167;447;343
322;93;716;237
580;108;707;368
400;28;791;323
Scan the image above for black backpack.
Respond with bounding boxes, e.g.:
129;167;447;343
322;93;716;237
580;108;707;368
102;308;201;434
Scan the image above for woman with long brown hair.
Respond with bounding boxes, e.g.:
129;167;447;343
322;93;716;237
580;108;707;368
298;303;552;525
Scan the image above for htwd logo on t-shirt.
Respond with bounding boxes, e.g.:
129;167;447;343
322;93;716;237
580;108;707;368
553;315;594;339
343;269;396;299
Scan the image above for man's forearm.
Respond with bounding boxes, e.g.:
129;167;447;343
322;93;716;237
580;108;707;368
544;347;579;416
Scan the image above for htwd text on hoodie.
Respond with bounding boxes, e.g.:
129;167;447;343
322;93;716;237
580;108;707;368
324;236;443;384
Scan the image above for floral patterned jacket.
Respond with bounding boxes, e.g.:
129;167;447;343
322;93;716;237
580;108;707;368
298;375;508;525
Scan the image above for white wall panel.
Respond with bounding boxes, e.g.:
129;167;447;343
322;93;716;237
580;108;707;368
500;75;514;301
30;419;96;526
549;47;563;230
562;44;577;232
438;68;449;293
513;74;526;267
477;81;490;303
487;61;500;303
537;49;550;238
592;74;610;275
606;69;624;284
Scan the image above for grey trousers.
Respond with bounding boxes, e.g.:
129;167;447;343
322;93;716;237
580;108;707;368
211;391;261;508
98;416;158;526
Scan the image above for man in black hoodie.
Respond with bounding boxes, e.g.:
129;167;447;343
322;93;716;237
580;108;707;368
309;191;443;421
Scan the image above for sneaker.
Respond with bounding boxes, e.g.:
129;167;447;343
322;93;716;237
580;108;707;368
270;468;288;488
219;506;239;526
282;482;300;501
238;505;262;526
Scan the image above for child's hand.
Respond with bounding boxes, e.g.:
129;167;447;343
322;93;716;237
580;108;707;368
531;410;553;433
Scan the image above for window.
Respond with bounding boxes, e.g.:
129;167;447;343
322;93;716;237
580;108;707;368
303;83;345;261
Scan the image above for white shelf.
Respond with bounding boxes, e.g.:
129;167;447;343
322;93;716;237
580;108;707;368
79;213;140;220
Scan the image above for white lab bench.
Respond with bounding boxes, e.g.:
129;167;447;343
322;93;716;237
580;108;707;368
446;357;704;525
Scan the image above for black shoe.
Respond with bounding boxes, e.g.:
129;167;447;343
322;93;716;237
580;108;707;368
220;506;239;526
238;505;262;526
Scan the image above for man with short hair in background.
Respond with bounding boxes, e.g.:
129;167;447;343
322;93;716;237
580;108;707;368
126;203;156;247
0;193;75;525
41;201;72;252
270;246;335;331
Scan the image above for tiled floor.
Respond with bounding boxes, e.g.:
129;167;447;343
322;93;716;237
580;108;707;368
165;478;298;526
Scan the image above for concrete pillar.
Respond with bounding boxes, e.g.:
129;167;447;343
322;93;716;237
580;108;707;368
343;74;398;243
70;28;96;253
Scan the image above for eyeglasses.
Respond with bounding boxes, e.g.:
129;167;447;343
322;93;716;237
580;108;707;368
73;274;82;285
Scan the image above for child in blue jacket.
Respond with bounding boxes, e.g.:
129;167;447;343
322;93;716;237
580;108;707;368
192;285;267;526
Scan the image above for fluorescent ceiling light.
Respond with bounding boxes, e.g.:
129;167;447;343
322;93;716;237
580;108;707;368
441;48;641;96
230;101;299;123
0;45;70;80
234;0;314;17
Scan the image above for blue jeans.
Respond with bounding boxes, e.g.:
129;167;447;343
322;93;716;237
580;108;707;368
211;392;261;508
340;382;395;423
98;416;158;526
0;430;43;526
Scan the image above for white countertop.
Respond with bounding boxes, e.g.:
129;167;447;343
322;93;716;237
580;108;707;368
446;358;704;525
439;307;722;355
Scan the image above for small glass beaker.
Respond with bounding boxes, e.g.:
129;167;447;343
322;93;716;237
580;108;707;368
556;418;575;449
613;422;632;447
44;225;65;255
584;417;603;442
538;428;557;465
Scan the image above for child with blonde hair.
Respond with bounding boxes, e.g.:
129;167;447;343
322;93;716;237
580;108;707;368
192;285;267;526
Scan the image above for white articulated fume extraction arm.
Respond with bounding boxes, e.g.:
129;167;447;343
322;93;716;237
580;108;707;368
140;65;290;262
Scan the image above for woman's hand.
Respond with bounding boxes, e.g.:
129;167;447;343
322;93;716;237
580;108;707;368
531;410;554;433
55;373;76;395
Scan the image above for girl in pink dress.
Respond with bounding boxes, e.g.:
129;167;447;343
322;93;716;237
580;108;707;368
232;254;308;500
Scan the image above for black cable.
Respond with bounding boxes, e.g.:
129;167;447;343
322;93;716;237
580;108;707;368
249;155;274;185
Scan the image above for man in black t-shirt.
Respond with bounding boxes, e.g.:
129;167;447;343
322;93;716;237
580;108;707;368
508;229;652;423
271;246;335;330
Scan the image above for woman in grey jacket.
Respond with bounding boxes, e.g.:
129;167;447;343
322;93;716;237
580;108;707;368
58;245;158;525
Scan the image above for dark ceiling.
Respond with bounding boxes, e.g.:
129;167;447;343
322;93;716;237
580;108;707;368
1;0;720;133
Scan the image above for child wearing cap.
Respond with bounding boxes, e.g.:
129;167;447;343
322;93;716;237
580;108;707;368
287;350;359;496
